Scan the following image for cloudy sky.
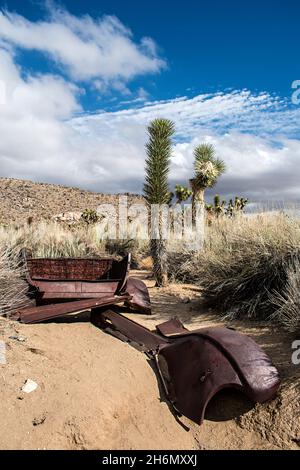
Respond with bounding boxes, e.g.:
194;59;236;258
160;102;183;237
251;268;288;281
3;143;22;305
0;0;299;201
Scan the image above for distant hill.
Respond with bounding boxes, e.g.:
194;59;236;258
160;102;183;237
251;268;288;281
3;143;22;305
0;178;144;224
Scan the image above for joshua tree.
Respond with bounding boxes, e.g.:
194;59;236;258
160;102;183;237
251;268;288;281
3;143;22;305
174;184;192;204
227;196;249;217
143;118;175;286
213;194;226;217
190;144;226;224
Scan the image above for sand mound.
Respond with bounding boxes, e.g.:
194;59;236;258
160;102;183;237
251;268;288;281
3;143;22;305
0;318;196;450
238;379;300;449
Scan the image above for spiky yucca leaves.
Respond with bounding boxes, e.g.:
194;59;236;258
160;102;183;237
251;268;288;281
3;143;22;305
144;118;175;286
144;119;175;204
174;184;192;204
193;144;226;189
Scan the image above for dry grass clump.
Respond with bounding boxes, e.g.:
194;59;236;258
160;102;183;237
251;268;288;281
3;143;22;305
0;221;107;258
0;246;30;316
169;213;300;331
270;259;300;332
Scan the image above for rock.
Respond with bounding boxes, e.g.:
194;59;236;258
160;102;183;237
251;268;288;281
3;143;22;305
0;341;6;364
9;335;27;342
21;379;38;394
33;414;46;426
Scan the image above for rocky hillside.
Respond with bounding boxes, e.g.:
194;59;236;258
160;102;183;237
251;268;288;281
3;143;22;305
0;178;144;224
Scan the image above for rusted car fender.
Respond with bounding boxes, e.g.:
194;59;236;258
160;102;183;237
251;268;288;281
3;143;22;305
122;277;151;315
92;310;280;425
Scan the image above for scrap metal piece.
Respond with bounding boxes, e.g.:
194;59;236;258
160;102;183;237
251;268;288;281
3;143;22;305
91;307;164;352
21;249;131;303
93;310;280;425
123;277;151;315
12;295;130;324
20;249;151;314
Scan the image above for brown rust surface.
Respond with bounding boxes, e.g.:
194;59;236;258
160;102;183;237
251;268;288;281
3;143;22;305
93;310;280;425
13;295;130;324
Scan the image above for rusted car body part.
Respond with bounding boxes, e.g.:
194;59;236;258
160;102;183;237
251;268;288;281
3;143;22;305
12;295;130;324
122;277;151;315
21;249;151;314
22;249;131;303
92;310;280;425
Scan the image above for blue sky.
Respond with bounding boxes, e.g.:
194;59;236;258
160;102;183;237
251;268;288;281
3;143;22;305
0;0;299;199
4;0;300;110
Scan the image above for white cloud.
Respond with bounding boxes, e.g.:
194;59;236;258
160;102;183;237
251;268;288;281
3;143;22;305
0;5;165;89
0;8;299;201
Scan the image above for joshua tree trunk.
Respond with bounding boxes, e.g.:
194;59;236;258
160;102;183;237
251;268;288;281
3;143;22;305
190;178;205;226
150;237;168;287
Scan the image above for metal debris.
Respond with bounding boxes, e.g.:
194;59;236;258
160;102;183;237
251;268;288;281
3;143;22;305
92;310;281;425
13;250;151;319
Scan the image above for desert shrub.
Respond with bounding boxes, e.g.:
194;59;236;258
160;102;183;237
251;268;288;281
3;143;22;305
0;247;29;316
169;213;300;329
81;208;100;225
270;259;300;332
105;238;149;268
0;221;107;258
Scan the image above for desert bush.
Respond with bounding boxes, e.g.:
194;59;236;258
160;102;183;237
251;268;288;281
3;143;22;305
105;238;149;268
0;246;29;316
169;213;300;329
81;208;100;225
270;259;300;332
0;221;108;258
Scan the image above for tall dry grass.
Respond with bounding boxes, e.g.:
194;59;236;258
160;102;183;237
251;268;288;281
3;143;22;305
0;246;30;315
168;213;300;332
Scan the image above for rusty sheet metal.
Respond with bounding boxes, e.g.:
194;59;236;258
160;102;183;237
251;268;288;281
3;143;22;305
123;277;151;315
22;250;132;303
12;295;130;324
93;310;280;425
20;250;151;314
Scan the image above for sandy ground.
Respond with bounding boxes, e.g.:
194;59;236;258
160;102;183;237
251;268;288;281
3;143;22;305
0;271;299;450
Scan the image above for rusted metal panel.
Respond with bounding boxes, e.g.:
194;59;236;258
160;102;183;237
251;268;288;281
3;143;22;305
93;310;280;425
26;257;113;281
12;295;130;324
21;250;142;303
17;249;151;317
123;277;151;315
91;308;163;351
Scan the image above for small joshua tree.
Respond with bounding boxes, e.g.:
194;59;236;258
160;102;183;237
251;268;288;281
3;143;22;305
144;118;175;286
174;184;192;204
190;144;226;224
227;196;248;217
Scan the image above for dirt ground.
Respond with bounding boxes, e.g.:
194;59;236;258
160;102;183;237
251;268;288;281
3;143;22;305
0;271;299;450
